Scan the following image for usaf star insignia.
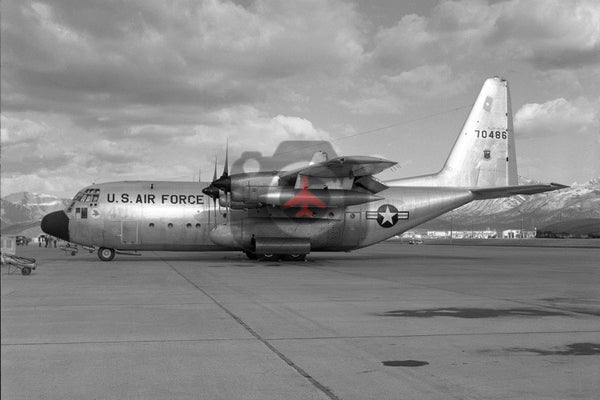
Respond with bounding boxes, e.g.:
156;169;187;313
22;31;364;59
366;204;409;228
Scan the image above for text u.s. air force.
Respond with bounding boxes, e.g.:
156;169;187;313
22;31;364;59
106;193;204;205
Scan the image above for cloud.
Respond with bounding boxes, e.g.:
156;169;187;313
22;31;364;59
515;97;599;138
514;97;600;183
383;64;470;98
494;0;600;69
2;0;365;117
0;115;47;145
0;114;75;175
182;106;331;155
369;0;600;72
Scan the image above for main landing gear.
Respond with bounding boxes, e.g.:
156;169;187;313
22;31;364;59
98;247;115;262
244;252;306;262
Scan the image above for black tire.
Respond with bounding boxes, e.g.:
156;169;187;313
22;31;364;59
98;247;115;262
259;253;280;262
282;254;306;262
21;267;32;276
244;251;258;260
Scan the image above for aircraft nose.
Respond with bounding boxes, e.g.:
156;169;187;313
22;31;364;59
41;210;70;242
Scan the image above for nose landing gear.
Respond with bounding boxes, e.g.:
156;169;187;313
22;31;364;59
98;247;115;261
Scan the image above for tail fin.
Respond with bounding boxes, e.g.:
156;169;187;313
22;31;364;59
389;76;518;188
440;76;517;187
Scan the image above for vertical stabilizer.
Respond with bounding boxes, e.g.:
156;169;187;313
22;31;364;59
388;76;518;188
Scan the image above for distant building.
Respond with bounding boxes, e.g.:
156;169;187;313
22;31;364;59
405;230;499;239
502;229;536;239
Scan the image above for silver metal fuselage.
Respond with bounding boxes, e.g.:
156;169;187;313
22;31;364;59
66;180;474;252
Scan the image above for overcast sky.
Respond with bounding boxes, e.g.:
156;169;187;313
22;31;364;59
2;0;599;198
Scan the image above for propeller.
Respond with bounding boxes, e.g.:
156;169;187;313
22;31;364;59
202;158;220;228
201;141;231;225
202;157;220;200
212;139;231;193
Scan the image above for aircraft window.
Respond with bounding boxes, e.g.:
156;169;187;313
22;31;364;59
168;223;173;228
195;224;201;229
82;194;91;202
149;223;155;228
91;194;99;202
74;192;84;201
186;223;192;229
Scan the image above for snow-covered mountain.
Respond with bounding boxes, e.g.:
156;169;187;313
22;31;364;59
422;177;600;231
1;192;71;227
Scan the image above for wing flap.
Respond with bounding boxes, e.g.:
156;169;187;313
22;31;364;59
354;176;389;193
471;182;568;199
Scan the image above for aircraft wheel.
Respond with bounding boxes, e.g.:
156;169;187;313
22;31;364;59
282;254;306;262
244;251;258;260
21;267;32;276
260;253;280;262
98;247;115;262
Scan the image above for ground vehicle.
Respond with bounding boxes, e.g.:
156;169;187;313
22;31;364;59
15;236;31;246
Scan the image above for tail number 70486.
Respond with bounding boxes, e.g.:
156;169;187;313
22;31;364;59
475;129;507;139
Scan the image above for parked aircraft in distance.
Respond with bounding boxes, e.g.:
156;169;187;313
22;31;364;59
42;77;566;261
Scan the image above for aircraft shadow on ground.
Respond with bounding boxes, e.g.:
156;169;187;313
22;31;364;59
48;251;487;265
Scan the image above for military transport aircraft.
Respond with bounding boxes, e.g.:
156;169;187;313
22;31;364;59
42;77;566;261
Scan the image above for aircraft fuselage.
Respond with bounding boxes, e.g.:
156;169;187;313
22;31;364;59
59;180;473;253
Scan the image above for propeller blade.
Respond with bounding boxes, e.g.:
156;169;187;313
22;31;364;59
202;157;221;199
213;141;232;192
213;197;217;228
223;138;229;178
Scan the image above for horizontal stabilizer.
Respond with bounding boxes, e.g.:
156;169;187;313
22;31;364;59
471;182;568;200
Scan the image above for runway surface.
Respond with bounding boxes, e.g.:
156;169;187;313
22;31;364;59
2;243;599;399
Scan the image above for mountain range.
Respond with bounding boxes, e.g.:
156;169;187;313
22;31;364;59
1;192;71;230
420;177;600;233
1;178;599;235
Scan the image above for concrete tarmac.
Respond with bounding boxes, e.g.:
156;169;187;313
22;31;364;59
2;243;599;400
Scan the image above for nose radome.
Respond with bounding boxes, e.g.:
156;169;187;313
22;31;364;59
41;211;70;242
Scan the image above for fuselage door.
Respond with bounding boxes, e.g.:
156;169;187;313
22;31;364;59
121;221;139;245
344;210;363;246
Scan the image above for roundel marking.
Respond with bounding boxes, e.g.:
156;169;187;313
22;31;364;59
377;204;399;228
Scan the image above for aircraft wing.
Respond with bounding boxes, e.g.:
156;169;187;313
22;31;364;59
279;156;396;181
471;183;568;200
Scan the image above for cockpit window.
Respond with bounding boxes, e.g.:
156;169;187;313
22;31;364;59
67;188;101;212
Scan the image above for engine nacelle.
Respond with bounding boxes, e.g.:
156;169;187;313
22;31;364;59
259;189;381;208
